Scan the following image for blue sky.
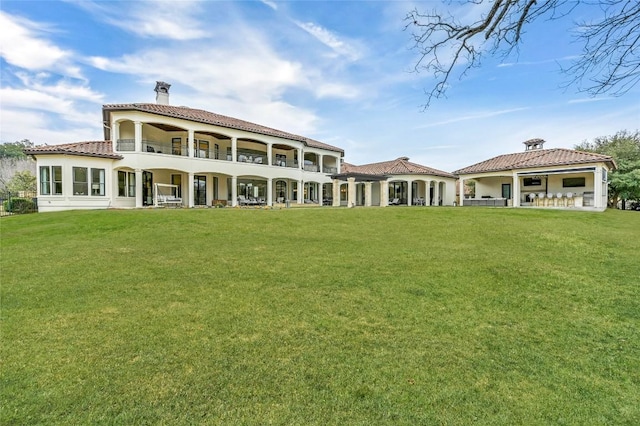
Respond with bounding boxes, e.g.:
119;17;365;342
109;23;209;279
1;0;638;171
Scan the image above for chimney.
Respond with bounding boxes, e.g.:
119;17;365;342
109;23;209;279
154;81;171;105
523;138;545;151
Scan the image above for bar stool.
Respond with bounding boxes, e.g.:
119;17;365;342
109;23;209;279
538;192;546;206
566;192;574;207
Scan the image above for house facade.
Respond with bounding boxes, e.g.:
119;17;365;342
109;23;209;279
330;158;457;207
25;82;456;212
454;139;616;211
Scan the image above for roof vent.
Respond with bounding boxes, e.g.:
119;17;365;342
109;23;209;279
523;138;545;151
154;81;171;105
399;156;410;161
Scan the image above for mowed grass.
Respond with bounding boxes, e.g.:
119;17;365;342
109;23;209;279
1;207;639;425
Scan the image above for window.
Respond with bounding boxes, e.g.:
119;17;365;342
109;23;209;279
172;138;182;155
171;174;182;198
523;178;542;186
73;167;88;195
563;177;586;188
91;168;105;196
118;171;136;197
39;166;62;195
194;139;209;158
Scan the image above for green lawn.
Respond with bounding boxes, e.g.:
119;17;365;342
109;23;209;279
2;207;639;425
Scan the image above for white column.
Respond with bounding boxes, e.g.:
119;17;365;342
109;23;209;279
336;156;341;173
513;174;520;207
332;179;340;207
188;173;194;208
231;137;237;162
113;121;120;151
319;155;324;174
459;178;464;207
297;180;303;204
347;177;356;208
188;130;195;158
267;143;272;166
267;177;273;206
380;180;389;206
134;121;143;152
298;149;303;169
407;180;413;206
594;167;603;209
135;169;143;208
231;176;238;206
434;181;440;206
364;182;372;207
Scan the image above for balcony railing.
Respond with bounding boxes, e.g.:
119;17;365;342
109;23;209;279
116;139;135;151
117;140;335;172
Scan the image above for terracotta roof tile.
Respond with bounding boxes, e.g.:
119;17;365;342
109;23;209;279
103;103;344;154
343;157;456;178
24;141;122;159
454;148;616;175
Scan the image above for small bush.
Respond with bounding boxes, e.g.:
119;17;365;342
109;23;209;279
3;197;36;213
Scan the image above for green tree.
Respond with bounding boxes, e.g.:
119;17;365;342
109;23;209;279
0;139;34;158
5;170;37;194
575;130;640;209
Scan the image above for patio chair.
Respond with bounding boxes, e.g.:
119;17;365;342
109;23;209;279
556;192;564;207
389;198;400;205
529;193;536;206
547;193;554;207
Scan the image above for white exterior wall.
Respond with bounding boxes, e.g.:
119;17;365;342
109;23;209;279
36;155;115;212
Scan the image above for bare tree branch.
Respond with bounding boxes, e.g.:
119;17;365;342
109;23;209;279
405;0;639;107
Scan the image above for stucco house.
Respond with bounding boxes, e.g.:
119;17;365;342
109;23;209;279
454;139;617;211
25;82;455;212
330;157;457;207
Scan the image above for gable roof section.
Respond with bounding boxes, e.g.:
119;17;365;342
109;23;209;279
24;141;122;159
343;157;456;179
103;103;344;154
454;148;616;175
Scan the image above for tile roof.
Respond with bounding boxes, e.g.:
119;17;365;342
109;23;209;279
454;148;616;175
103;103;344;154
24;141;123;159
342;157;456;179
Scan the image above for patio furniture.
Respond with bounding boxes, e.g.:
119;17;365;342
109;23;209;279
538;192;546;206
529;193;536;206
566;192;574;207
547;193;554;207
389;198;400;205
556;192;564;207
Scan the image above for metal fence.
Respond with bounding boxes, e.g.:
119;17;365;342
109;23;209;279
0;191;38;217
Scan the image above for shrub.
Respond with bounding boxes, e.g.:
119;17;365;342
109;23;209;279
3;197;36;213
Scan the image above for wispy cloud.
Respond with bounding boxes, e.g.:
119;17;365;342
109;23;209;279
567;97;612;104
294;21;362;61
73;0;208;40
0;11;81;78
498;56;579;68
415;107;530;129
260;0;278;11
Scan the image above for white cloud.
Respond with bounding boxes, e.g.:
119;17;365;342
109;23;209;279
414;107;530;129
295;21;363;61
260;0;278;11
72;0;208;40
0;11;81;78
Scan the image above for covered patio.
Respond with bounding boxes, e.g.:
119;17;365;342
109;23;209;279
455;139;616;211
